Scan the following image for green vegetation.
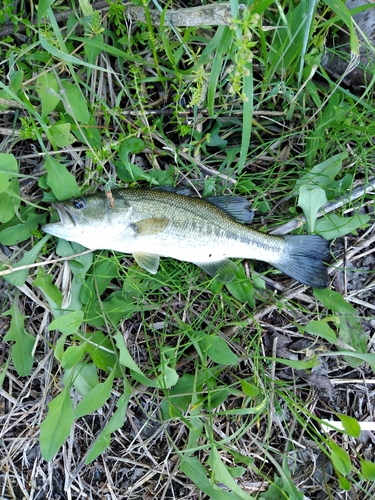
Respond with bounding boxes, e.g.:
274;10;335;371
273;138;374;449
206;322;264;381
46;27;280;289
0;0;374;498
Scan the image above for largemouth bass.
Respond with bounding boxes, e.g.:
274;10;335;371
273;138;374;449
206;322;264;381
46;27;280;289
42;188;330;288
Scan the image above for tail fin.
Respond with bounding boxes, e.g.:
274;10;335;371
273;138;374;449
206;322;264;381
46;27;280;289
273;235;330;288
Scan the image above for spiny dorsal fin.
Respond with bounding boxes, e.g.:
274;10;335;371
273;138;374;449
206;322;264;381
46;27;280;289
205;196;254;224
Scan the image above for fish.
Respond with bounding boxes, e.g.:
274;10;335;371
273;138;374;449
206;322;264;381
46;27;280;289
42;188;330;288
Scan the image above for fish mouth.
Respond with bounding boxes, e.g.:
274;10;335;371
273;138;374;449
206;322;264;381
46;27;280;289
52;202;77;228
42;202;78;238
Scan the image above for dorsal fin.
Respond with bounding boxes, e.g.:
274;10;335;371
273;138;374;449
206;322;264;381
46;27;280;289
205;196;254;224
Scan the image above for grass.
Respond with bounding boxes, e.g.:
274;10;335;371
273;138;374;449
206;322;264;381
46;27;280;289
1;0;375;498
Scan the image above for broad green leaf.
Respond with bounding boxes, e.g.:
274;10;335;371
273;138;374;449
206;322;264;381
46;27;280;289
314;288;356;315
295;152;347;191
328;439;352;476
40;388;75;461
0;178;20;223
180;457;240;500
0;211;46;245
156;365;179;389
64;362;99;396
113;331;157;387
338;314;368;367
61;344;87;370
315;213;370;239
35;72;60;117
48;310;84;335
225;265;254;308
74;368;116;418
47;123;75;147
304;320;337;344
61;81;90;124
298;185;327;233
82;330;121;375
338;414;360;438
360;459;375;480
337;472;351;490
240;379;259;397
85;391;130;463
0;153;18;192
3;235;50;287
209;446;254;500
207;388;230;410
3;302;35;376
44;155;80;200
34;266;63;315
207;336;240;366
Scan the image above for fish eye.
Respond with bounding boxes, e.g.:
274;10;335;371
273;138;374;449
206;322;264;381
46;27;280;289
72;198;86;209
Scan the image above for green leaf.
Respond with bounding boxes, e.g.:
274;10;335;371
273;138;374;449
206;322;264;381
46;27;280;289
207;336;240;366
298;185;327;233
82;330;121;375
3;235;50;287
0;210;46;245
329;439;352;476
295;152;347;191
40;388;75;461
0;178;20;223
85;391;130;463
304;320;337;343
209;446;254;500
35;72;60;117
240;379;259;397
113;332;157;387
180;457;240;500
44;155;81;200
338;414;360;438
47;123;75;147
315;213;370;239
338;314;368;367
37;0;57;22
360;459;375;480
225;265;255;308
156;365;179;389
3;302;35;376
0;153;18;192
61;81;90;124
74;368;116;418
64;362;99;396
313;289;355;315
48;310;84;335
61;344;87;370
34;266;63;315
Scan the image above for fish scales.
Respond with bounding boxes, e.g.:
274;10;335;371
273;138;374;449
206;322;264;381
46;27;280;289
42;188;330;288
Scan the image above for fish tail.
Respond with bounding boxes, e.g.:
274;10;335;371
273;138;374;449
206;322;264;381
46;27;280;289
273;235;330;288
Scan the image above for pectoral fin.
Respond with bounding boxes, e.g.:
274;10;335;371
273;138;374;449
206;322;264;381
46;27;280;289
131;218;169;236
194;259;238;283
133;252;160;274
